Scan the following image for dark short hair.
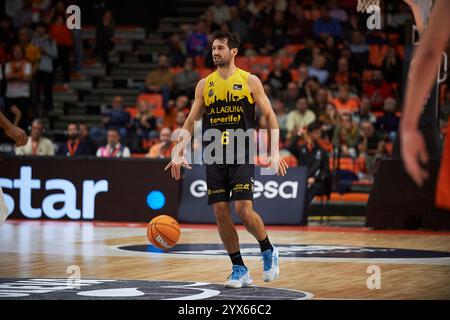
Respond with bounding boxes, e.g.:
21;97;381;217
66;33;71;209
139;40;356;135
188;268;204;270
211;30;239;49
307;121;322;133
108;127;120;135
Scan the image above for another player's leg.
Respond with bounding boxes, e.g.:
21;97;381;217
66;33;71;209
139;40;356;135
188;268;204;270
234;200;279;282
213;202;253;288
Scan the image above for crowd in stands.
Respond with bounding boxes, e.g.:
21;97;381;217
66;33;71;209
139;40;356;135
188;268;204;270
1;0;449;182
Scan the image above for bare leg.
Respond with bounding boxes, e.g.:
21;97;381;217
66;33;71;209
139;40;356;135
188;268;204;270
234;200;267;241
213;202;240;254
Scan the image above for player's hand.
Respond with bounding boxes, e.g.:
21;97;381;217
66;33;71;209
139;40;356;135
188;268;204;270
164;155;192;180
5;125;28;147
270;153;289;176
401;128;429;186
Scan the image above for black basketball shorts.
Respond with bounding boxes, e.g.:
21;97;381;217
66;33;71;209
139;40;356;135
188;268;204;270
206;164;255;205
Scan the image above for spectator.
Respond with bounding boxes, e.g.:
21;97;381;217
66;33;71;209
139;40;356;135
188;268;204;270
95;10;115;66
57;123;89;157
146;127;175;159
262;83;276;105
332;113;360;158
291;38;315;68
5;45;32;130
310;88;329;116
273;99;288;140
296;64;310;88
186;20;208;57
319;102;341;140
286;97;317;139
164;95;190;130
328;0;348;23
15;118;54;155
174;110;187;131
288;121;330;225
44;0;66;24
79;122;97;156
283;81;300;111
329;57;360;91
352;96;376;125
382;46;403;84
96;128;131;158
173;57;199;97
32;22;58;116
102;95;131;140
363;69;394;111
50;13;73;86
302;76;321;105
0;16;16;52
209;0;231;25
268;58;292;95
330;85;359;115
168;33;187;67
375;97;400;141
272;10;288;48
314;5;342;40
144;54;175;107
308;55;329;84
358;120;385;176
18;27;40;76
130;100;158;152
13;0;33;29
349;31;369;74
229;6;248;42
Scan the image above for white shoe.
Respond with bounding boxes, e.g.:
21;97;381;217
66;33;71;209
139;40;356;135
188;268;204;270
262;247;279;282
224;265;253;288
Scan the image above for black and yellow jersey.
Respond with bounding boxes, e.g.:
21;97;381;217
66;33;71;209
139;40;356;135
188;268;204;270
202;68;256;164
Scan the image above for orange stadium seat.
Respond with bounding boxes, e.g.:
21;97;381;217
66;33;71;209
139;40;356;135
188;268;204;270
290;69;300;82
235;56;250;70
125;107;138;118
284;44;305;56
194;56;205;68
197;68;213;78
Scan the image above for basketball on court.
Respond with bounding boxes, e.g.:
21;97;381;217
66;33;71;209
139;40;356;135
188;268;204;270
147;215;181;250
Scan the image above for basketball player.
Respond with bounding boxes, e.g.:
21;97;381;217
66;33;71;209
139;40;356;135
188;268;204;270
165;31;288;288
0;112;27;225
400;0;450;210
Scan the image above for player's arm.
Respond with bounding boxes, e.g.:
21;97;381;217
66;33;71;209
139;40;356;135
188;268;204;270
404;0;426;36
400;0;450;186
248;74;288;176
164;78;206;180
0;111;28;147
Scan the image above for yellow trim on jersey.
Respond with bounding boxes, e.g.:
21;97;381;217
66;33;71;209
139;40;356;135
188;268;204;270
203;68;254;106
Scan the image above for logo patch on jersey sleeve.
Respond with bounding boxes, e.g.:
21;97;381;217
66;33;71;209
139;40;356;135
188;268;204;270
233;84;243;90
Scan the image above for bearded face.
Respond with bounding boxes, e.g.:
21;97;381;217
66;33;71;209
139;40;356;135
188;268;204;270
212;39;236;68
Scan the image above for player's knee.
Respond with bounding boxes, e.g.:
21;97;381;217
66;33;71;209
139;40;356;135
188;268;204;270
234;202;253;222
213;202;230;221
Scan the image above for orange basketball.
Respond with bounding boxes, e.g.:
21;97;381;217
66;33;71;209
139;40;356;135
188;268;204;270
147;215;181;250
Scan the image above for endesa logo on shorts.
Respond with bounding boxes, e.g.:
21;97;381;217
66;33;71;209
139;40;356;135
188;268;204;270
0;166;109;220
190;179;298;199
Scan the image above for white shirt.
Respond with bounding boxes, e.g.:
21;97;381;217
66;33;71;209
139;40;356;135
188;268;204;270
5;61;32;98
96;143;131;158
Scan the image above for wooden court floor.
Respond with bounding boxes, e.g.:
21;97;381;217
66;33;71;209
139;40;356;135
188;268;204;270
0;220;449;300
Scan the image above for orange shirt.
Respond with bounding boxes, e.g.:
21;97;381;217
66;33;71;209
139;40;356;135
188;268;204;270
49;24;74;47
331;97;359;115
